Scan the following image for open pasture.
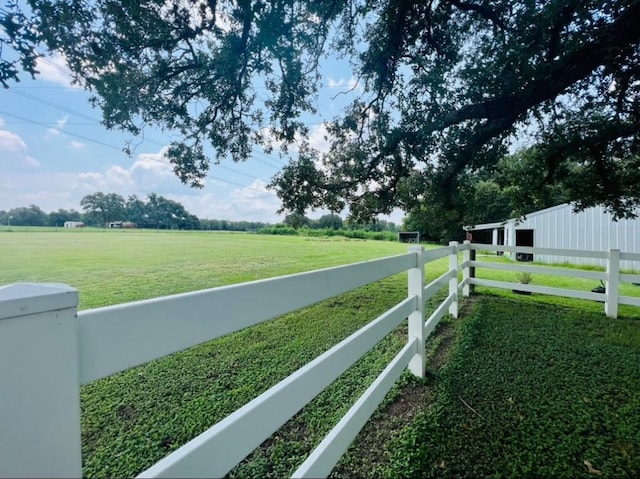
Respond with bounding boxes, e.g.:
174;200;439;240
0;229;413;309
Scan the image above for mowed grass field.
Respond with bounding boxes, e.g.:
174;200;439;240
0;228;413;309
2;229;640;478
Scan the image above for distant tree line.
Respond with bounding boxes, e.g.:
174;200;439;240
257;212;399;241
0;192;240;230
280;212;398;233
79;192;202;230
0;192;397;234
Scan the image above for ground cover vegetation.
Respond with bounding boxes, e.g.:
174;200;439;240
2;231;640;477
381;297;640;478
3;0;639;230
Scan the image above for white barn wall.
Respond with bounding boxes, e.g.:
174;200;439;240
512;204;640;270
469;203;640;271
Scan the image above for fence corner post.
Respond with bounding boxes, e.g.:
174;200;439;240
605;249;620;319
448;241;459;318
407;245;425;378
0;283;82;478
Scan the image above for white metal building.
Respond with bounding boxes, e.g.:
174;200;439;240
465;203;640;270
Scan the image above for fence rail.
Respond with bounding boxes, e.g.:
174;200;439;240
466;242;640;316
1;241;639;478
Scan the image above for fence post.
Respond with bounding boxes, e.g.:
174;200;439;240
0;283;82;478
605;249;620;319
462;240;471;297
407;246;425;378
449;241;459;318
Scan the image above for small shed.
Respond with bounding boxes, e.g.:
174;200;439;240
464;203;640;270
63;221;85;228
398;231;420;243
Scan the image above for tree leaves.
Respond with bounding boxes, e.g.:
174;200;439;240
5;0;640;221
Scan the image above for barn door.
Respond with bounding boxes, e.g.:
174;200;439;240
515;229;534;261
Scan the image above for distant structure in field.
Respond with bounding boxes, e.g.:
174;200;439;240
107;221;137;229
63;221;85;228
398;231;420;243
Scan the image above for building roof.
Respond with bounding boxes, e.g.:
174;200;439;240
464;203;570;232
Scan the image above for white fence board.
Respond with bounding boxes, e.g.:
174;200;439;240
620;273;640;284
620;296;640;306
470;243;609;259
423;270;455;300
78;253;415;384
423;246;452;262
470;261;606;281
424;294;455;338
620;252;640;262
292;338;418;478
136;297;416;478
469;278;603;301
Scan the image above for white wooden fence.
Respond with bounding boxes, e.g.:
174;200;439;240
463;242;640;318
0;244;459;479
2;241;639;479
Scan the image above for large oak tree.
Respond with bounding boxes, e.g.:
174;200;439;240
4;0;640;221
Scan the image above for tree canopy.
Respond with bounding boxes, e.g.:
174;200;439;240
4;0;640;222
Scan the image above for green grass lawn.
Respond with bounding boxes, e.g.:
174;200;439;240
1;229;639;478
0;228;411;309
382;297;640;478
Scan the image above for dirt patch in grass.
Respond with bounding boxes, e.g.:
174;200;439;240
427;322;456;371
330;306;466;477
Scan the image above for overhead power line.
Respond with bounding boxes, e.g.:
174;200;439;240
0;109;124;151
216;163;262;180
7;89;100;123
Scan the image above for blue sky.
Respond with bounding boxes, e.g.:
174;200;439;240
0;52;404;224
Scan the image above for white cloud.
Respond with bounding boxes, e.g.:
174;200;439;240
0;130;27;151
45;128;60;138
231;179;271;200
71;148;179;197
56;116;69;129
327;76;359;90
69;140;86;150
0;172;83;213
45;116;69;138
36;53;76;88
23;156;41;168
180;179;282;221
229;179;281;217
307;123;334;153
131;149;174;177
75;171;109;192
0;146;287;222
104;165;135;188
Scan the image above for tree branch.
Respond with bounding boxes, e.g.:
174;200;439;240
448;0;508;31
436;1;640;129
